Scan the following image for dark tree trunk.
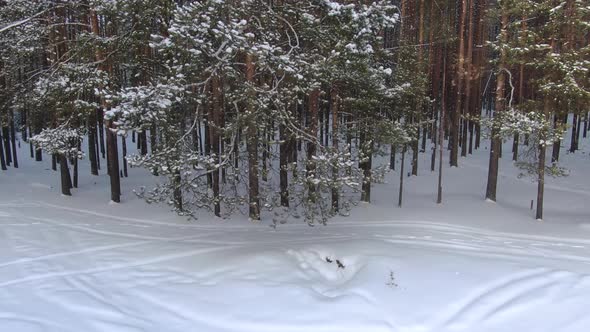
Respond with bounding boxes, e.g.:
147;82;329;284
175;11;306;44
451;0;468;167
59;154;72;196
73;142;80;188
485;10;508;202
52;154;57;171
575;113;581;150
95;123;100;170
211;75;222;217
122;135;128;177
279;124;289;208
2;126;11;166
0;129;6;170
97;109;106;159
390;145;396;170
536;142;546;220
398;145;406;207
140;131;148;156
331;87;339;213
173;170;182;211
9;111;18;168
307;88;320;203
360;138;373;203
106;121;121;203
583;113;588;138
551;114;566;163
88;112;99;175
246;54;260;221
569;113;577;153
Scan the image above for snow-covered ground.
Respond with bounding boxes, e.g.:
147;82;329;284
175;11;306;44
1;136;590;332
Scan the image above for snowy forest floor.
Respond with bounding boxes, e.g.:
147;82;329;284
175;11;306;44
1;136;590;332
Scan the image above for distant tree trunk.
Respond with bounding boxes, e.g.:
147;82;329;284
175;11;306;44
52;154;57;171
331;86;339;213
398;144;406;207
94;123;100;170
279;123;289;207
2;126;11;166
360;135;373;203
552;114;566;163
575;113;581;151
307;88;320;203
0;129;6;170
29;125;34;158
262;125;268;182
513;65;525;161
88;111;99;175
9;110;18;168
173;170;182;211
536;141;546;220
246;53;260;220
583;112;588;138
437;53;447;204
211;75;222;217
390;145;396;170
73;142;80;188
34;124;42;161
59;154;72;196
150;124;158;176
536;100;551;220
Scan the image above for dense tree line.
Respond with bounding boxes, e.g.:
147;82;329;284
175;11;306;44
0;0;588;223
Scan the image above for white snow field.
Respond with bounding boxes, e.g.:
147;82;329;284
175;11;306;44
1;137;590;332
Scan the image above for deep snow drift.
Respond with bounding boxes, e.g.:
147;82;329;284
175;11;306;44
1;137;590;332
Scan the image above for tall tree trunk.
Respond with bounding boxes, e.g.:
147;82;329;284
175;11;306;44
536;142;546;220
437;52;447;204
246;53;260;220
91;9;119;202
331;86;339;212
307;88;320;203
450;0;468;167
485;9;508;202
461;0;475;158
211;75;222;217
412;0;426;176
279;123;289;208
